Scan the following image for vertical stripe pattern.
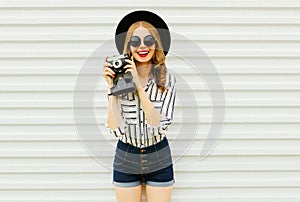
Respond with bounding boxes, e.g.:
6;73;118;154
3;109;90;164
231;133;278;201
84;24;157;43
105;72;176;148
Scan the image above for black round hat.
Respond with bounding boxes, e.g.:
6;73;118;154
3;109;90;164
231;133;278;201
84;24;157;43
115;10;170;56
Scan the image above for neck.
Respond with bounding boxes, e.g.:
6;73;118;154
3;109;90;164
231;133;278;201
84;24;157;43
136;61;152;79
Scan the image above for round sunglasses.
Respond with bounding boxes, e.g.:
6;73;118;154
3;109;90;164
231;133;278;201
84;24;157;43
128;35;156;48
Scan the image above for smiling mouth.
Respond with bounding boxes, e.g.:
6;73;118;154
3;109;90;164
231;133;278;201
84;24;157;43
137;51;149;58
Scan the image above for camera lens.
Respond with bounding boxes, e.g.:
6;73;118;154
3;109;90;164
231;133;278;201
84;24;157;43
114;59;122;68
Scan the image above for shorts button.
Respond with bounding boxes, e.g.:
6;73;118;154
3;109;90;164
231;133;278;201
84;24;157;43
142;160;147;163
142;167;148;170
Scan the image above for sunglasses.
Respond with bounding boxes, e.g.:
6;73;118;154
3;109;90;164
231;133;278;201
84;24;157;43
128;35;156;48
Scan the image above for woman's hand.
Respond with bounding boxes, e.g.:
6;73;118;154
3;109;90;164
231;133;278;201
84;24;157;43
102;56;115;88
124;56;142;89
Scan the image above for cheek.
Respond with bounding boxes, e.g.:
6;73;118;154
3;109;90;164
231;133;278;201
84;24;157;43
129;47;135;54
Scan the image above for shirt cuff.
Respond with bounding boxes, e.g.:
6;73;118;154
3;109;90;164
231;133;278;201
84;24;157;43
146;122;169;136
105;120;127;137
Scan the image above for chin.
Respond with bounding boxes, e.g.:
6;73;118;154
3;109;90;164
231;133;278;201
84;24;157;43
134;57;151;63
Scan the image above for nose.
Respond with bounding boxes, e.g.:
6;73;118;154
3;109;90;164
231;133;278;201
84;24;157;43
139;39;146;48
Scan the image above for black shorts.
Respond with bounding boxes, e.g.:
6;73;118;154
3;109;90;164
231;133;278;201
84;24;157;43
113;137;175;187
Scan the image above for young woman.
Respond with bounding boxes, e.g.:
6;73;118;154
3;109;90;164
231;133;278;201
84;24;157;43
102;10;176;202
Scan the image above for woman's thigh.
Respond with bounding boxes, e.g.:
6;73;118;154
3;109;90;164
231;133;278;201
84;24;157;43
114;185;143;202
145;185;173;202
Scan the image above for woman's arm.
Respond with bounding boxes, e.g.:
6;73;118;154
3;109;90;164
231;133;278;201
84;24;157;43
102;56;127;137
143;74;177;136
136;84;162;126
123;58;162;126
107;89;124;130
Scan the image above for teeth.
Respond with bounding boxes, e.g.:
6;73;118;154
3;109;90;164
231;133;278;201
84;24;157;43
138;51;148;54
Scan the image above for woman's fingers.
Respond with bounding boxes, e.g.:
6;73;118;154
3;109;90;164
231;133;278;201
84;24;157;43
104;69;115;78
105;67;115;75
103;69;114;78
103;56;112;68
102;57;115;79
103;61;112;69
123;64;132;70
125;68;132;73
125;59;134;66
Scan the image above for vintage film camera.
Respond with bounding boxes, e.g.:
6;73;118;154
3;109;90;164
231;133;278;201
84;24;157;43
106;54;136;96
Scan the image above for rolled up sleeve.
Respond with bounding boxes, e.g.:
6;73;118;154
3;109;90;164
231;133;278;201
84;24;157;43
105;120;128;138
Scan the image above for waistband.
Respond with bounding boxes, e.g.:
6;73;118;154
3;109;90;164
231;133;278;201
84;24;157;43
117;137;169;154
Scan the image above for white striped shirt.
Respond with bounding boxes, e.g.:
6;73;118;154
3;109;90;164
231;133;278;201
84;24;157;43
105;72;176;148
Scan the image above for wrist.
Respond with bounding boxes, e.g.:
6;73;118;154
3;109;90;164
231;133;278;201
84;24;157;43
135;81;143;91
107;87;113;97
108;80;113;88
136;86;144;94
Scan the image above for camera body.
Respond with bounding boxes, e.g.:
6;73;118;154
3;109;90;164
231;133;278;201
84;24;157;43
106;54;129;75
106;54;136;96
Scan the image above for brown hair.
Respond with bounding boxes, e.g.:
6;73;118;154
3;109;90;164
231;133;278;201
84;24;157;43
123;21;167;92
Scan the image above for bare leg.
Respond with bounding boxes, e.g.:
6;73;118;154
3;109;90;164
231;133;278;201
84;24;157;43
145;185;173;202
114;185;143;202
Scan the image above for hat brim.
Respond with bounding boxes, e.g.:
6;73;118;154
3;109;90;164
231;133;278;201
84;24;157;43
115;10;170;56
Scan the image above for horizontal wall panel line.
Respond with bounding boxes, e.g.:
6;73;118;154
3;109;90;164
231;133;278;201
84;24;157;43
0;199;298;202
3;22;300;26
1;17;300;24
0;102;300;107
0;0;299;8
0;90;300;93
1;137;300;141
1;164;300;172
0;119;300;124
0;180;300;189
1;50;300;57
1;55;300;59
1;106;300;109
1;149;300;157
1;66;300;73
2;39;300;43
1;85;300;90
1;121;300;125
1;34;300;41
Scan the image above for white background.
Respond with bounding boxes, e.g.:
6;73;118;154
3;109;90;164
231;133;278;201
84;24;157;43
1;0;300;201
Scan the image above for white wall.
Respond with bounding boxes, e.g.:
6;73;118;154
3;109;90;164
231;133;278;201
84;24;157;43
1;0;300;201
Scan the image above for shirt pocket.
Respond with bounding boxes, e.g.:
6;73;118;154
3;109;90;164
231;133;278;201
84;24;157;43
119;101;138;125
